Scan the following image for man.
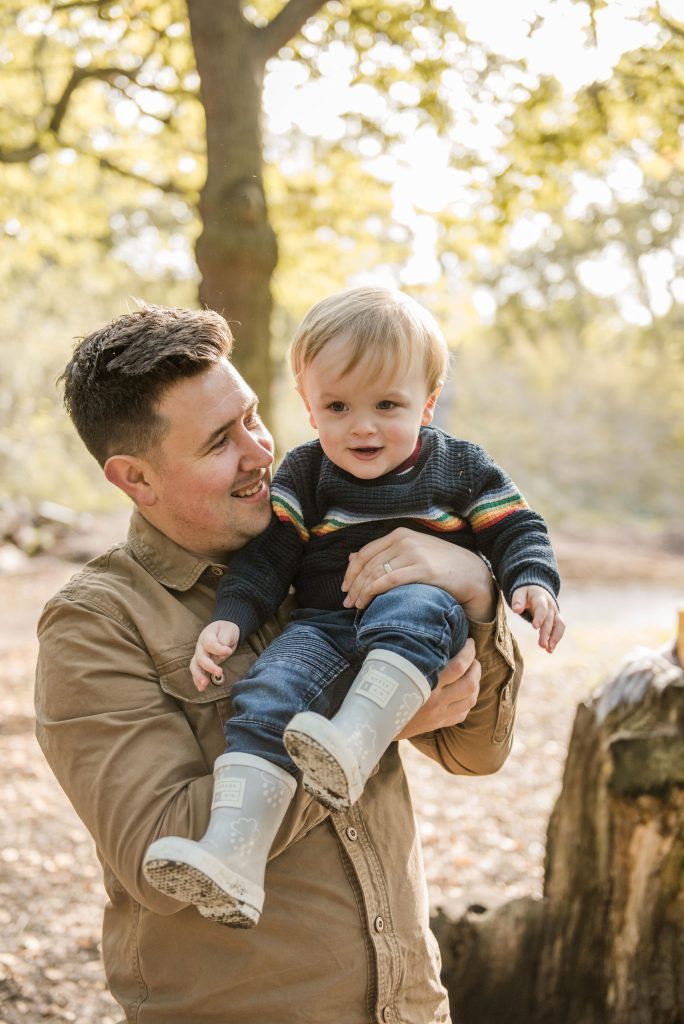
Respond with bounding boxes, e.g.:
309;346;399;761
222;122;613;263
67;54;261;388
35;304;522;1024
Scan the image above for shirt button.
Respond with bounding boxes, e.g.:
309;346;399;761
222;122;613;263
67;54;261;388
211;565;224;576
382;1007;392;1022
346;826;358;841
374;915;384;933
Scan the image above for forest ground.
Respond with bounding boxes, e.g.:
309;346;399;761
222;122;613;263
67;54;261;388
1;512;683;1023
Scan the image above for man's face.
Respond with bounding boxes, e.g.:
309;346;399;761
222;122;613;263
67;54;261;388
145;358;274;558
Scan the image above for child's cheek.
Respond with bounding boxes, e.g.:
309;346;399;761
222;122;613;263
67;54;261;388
384;421;413;444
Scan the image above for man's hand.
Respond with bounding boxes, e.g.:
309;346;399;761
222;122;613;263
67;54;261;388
190;620;240;691
511;585;565;653
396;638;481;739
341;527;497;622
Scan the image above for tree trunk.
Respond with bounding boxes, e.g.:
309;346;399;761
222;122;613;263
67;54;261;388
432;638;684;1024
187;0;278;423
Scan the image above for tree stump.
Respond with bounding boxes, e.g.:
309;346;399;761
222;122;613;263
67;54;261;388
432;635;684;1024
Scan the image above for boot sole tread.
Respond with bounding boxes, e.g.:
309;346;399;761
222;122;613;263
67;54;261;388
144;858;259;928
284;728;357;810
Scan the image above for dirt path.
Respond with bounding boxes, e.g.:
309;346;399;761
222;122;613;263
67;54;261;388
1;527;682;1023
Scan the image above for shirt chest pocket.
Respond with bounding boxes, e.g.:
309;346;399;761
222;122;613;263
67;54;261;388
154;642;258;759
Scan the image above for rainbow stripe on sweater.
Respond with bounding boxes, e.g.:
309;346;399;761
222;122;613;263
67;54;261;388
271;485;309;542
311;506;467;537
466;482;528;532
413;510;468;533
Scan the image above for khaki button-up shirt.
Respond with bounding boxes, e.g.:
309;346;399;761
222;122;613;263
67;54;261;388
35;510;522;1024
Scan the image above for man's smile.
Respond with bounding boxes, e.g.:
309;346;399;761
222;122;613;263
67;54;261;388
232;472;269;498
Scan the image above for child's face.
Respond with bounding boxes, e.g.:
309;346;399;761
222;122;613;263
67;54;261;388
298;334;440;479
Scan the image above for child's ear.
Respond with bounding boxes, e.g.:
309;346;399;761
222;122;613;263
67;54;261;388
421;385;442;426
295;383;318;431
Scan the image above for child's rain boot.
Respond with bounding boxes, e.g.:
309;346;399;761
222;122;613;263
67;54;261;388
284;649;430;811
143;752;296;927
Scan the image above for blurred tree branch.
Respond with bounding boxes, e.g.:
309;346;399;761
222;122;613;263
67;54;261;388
52;0;112;9
96;155;186;194
257;0;327;58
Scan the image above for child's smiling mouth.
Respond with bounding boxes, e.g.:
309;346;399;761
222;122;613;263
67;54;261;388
350;446;382;459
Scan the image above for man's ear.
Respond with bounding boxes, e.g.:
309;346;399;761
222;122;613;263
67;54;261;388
421;385;443;426
104;455;158;507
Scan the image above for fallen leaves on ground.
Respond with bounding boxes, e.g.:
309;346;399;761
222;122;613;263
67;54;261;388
1;552;682;1023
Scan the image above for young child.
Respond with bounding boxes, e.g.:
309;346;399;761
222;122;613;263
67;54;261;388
143;286;563;928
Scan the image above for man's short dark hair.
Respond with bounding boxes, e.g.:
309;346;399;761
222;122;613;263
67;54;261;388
60;304;233;466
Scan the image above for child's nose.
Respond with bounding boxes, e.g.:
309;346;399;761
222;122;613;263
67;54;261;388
350;415;376;436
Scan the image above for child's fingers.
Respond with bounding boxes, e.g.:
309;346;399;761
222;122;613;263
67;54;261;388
192;661;224;688
195;650;225;678
539;606;567;652
547;613;566;653
190;656;210;691
216;623;240;644
515;585;563;653
511;587;528;614
531;596;551;630
204;638;234;656
537;605;556;649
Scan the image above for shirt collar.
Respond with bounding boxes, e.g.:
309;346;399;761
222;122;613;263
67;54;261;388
126;508;222;591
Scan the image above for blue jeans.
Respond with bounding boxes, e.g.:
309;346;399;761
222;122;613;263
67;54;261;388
224;584;469;775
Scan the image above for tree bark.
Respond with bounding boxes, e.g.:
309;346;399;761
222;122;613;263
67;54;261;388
432;640;684;1024
186;0;277;421
186;0;325;426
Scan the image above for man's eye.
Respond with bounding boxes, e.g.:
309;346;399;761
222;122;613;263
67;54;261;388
213;434;230;449
244;412;260;428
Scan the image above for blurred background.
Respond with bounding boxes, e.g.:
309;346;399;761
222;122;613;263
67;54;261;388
1;0;683;544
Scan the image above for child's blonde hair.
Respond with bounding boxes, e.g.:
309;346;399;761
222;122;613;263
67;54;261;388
290;286;449;395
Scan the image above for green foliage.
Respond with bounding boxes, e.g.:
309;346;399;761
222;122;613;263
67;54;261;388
0;0;203;286
450;329;684;533
453;6;684;352
0;262;196;509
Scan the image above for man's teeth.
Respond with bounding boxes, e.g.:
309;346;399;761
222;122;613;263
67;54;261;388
234;481;262;497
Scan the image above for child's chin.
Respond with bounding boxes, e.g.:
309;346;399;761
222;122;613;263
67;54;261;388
349;461;387;479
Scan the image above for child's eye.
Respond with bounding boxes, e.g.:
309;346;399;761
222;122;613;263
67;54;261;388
377;400;397;411
328;401;347;413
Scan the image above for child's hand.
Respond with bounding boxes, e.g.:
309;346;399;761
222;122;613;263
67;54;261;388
511;585;565;653
190;620;240;691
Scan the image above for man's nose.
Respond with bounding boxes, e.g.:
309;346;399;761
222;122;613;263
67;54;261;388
240;428;274;468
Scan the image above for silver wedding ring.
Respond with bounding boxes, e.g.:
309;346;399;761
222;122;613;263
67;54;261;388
383;561;393;574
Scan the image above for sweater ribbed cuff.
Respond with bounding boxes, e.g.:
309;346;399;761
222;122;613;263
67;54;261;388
213;596;262;641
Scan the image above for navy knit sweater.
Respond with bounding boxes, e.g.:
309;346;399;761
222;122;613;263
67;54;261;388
215;426;560;638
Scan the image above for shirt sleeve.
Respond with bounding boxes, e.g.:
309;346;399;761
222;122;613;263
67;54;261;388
34;595;328;916
461;443;560;608
409;591;522;775
214;455;308;636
